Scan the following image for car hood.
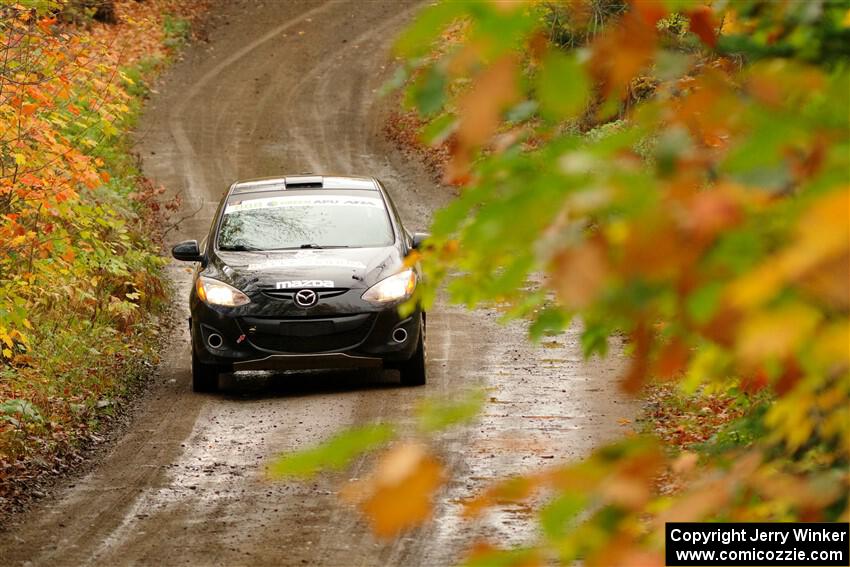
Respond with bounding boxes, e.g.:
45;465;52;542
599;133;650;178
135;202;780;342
206;246;404;291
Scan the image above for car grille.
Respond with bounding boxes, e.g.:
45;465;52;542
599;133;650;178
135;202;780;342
239;313;375;353
262;288;349;302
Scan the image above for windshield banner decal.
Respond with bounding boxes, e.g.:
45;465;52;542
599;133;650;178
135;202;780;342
225;196;384;214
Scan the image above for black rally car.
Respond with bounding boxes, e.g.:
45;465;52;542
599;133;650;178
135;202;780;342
171;175;428;392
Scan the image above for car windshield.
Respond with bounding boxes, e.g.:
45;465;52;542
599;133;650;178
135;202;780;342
217;193;394;251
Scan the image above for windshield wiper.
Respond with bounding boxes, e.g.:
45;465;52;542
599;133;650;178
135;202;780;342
260;244;353;251
219;245;264;252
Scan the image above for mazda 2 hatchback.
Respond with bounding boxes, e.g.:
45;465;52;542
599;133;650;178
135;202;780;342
172;175;427;392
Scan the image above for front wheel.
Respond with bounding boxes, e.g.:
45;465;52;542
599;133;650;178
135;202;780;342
192;351;219;392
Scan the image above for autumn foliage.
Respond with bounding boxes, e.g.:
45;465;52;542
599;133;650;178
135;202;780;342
273;0;849;563
0;0;203;508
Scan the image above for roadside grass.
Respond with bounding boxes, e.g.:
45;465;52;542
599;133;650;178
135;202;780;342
642;381;755;452
163;15;191;49
0;0;207;516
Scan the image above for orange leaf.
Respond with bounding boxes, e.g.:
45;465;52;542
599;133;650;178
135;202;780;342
604;442;664;510
21;103;37;116
450;56;519;182
18;173;39;186
688;6;717;48
797;252;850;310
591;538;665;567
652;337;690;380
630;0;667;27
774;359;803;395
621;213;694;280
621;319;652;394
671;451;699;476
550;239;609;309
463;473;546;519
37;17;56;34
741;366;770;394
657;478;732;524
590;11;657;97
685;187;743;242
341;443;444;538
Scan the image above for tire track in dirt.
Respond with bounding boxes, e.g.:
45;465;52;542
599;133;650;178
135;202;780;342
168;1;334;204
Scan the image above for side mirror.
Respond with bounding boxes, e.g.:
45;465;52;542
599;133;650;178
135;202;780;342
411;232;429;250
172;240;203;262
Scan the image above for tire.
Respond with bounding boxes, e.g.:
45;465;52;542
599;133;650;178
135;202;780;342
192;351;219;392
400;319;426;387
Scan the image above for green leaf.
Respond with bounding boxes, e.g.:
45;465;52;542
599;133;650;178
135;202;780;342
505;100;538;123
536;51;590;121
580;323;609;358
409;65;447;117
0;399;43;423
267;424;395;479
662;0;707;11
686;281;723;324
379;65;408;97
655;50;693;81
529;308;571;341
394;1;472;57
14;0;58;15
417;390;485;433
421;113;457;146
540;493;587;540
460;547;540;567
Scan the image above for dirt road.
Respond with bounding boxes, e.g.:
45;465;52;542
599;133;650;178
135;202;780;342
0;1;635;565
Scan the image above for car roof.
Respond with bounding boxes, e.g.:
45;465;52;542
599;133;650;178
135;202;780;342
228;174;378;195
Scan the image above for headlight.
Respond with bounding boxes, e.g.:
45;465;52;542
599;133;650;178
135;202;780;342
361;269;417;304
196;276;251;307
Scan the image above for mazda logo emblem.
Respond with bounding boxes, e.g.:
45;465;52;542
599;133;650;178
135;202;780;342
294;289;318;307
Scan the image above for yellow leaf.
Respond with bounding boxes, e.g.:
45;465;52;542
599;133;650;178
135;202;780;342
736;303;821;365
811;321;850;370
728;263;783;309
784;188;850;275
14;153;26;166
342;443;444;538
730;188;850;309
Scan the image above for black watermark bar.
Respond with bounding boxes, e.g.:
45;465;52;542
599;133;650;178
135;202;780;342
666;523;849;566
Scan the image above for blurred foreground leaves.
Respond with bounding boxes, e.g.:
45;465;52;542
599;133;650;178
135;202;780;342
272;1;849;563
268;424;395;479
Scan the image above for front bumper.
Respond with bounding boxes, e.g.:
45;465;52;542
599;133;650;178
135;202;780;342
233;353;383;371
190;300;422;371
